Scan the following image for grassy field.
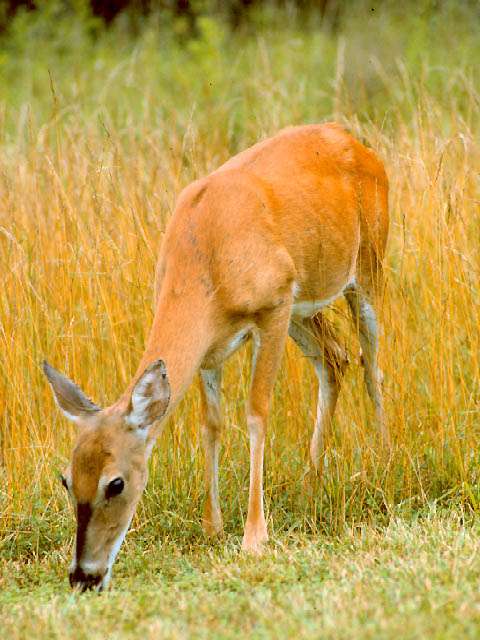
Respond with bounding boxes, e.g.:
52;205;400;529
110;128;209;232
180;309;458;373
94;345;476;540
0;2;479;638
2;513;480;639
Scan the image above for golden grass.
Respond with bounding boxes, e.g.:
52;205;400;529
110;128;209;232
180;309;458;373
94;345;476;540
0;26;479;558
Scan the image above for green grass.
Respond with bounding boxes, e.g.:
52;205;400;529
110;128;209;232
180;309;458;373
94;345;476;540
2;512;479;639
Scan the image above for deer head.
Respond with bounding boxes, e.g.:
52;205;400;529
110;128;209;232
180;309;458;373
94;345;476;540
43;359;170;591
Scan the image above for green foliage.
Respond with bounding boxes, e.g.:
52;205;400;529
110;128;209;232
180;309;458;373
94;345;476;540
0;0;478;141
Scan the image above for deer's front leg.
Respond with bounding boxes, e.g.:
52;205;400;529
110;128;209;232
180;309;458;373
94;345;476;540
242;302;292;553
199;368;223;537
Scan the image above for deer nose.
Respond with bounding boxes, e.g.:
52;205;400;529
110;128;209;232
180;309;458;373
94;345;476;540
69;566;105;592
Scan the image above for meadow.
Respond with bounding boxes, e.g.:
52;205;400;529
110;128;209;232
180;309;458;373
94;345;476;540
0;2;479;637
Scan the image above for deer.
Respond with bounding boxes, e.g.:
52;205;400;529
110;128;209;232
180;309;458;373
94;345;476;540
43;123;389;592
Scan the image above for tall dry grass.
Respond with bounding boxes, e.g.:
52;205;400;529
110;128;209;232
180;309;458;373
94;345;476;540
0;8;479;559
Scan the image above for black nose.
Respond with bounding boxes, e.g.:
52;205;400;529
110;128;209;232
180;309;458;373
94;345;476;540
69;567;103;592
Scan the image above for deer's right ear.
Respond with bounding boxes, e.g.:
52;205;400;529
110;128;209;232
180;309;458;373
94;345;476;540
125;359;170;430
42;361;101;424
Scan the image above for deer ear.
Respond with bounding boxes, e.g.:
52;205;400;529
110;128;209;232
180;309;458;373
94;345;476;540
126;359;170;429
42;361;101;423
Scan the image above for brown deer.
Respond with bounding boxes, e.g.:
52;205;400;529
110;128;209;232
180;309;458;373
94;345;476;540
44;123;389;591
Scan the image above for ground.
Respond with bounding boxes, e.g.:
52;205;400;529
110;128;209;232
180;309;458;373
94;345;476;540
2;513;479;639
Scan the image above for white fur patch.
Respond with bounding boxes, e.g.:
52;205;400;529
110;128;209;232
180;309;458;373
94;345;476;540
224;327;251;359
126;370;161;428
292;279;355;319
102;520;132;589
313;360;332;418
79;559;103;575
359;298;378;341
292;295;339;318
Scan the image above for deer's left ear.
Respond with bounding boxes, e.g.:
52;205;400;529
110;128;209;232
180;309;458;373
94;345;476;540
43;360;101;423
125;359;170;429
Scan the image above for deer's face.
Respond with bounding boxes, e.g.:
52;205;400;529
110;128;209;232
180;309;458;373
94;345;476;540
43;360;170;592
63;418;148;591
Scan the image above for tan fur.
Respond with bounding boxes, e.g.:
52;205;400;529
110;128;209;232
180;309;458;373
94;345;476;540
46;123;389;588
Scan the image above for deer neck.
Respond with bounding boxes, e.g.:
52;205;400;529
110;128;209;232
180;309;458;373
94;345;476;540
111;276;215;418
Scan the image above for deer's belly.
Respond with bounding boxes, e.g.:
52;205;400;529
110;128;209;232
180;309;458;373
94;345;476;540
291;278;353;318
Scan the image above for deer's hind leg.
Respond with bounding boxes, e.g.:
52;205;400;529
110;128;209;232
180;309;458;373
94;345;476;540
199;368;224;536
289;314;349;471
344;282;388;446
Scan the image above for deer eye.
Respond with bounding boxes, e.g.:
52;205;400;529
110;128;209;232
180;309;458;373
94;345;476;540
60;474;68;491
106;477;124;499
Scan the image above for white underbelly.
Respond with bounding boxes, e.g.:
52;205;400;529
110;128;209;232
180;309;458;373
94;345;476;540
292;280;353;319
292;296;338;318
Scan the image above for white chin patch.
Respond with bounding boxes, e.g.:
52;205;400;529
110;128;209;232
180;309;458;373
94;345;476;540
101;522;132;588
99;570;112;591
